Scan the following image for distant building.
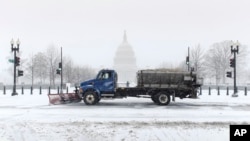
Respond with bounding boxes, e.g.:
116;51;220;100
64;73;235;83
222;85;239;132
113;31;137;84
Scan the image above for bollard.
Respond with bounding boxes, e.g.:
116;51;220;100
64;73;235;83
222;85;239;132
227;87;229;95
22;86;24;95
48;86;51;94
40;86;42;95
200;86;202;95
126;81;130;87
66;86;68;93
3;86;6;95
245;87;247;96
31;86;33;95
208;87;211;95
57;86;59;94
217;87;220;95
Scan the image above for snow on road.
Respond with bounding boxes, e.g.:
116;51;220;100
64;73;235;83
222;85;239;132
0;89;250;141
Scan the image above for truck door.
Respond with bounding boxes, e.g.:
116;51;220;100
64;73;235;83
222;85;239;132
95;71;115;93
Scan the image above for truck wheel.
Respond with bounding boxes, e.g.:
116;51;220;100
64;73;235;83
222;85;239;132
156;92;170;105
83;91;98;105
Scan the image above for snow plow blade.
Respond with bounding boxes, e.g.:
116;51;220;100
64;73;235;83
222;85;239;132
48;92;82;105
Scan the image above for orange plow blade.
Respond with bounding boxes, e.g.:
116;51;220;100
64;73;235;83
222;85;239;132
48;93;82;105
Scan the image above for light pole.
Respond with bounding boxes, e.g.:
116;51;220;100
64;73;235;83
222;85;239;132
186;47;190;71
231;41;239;97
11;39;20;96
56;47;63;93
60;47;63;93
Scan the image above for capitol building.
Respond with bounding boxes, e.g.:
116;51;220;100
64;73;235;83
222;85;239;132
113;31;137;84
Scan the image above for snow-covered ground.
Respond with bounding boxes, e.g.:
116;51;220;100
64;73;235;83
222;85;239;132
0;89;250;141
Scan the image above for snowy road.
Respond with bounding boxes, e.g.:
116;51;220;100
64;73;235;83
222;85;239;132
0;90;250;141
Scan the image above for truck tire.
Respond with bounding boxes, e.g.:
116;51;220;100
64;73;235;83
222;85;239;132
83;91;98;105
155;92;170;105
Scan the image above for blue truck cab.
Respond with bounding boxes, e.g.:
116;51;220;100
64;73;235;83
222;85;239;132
79;69;118;105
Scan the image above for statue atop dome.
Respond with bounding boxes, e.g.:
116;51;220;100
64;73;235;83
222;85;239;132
113;31;137;85
123;30;127;42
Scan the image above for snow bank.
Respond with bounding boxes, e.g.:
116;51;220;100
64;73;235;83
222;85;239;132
0;89;249;141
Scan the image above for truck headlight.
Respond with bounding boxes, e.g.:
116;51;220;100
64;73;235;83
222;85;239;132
79;88;83;94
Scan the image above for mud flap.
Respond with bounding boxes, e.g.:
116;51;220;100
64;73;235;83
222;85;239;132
172;92;175;102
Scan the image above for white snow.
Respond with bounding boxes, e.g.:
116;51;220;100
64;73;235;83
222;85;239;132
0;88;250;141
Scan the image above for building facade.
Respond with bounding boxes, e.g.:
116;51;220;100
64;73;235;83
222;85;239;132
113;31;137;84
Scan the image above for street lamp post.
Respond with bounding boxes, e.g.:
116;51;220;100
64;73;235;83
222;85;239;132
231;41;239;97
186;47;190;71
11;39;20;96
56;47;63;93
60;47;63;93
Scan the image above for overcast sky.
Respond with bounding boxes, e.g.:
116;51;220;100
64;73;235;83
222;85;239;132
1;0;250;82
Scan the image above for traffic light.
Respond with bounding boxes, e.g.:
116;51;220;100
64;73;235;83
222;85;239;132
59;62;62;68
186;56;189;65
57;62;62;75
15;57;20;66
226;71;232;78
56;69;61;75
18;70;24;77
230;58;235;68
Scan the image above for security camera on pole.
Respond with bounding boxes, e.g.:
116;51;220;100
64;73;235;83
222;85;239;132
230;41;239;97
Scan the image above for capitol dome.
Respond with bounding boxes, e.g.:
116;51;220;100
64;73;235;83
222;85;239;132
113;31;137;84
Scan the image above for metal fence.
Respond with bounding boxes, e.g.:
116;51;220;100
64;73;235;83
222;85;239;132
1;85;73;95
0;85;249;96
199;86;248;96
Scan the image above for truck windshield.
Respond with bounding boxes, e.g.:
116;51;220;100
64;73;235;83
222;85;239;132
97;71;111;80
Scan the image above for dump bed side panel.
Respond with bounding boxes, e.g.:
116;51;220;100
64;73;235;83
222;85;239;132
136;69;200;98
137;70;196;88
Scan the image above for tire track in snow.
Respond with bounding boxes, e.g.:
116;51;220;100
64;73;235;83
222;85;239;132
0;122;35;141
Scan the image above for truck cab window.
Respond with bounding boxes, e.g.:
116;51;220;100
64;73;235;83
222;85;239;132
103;72;111;79
98;72;111;80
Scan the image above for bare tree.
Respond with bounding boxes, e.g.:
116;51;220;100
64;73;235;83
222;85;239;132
63;56;74;83
33;52;47;84
232;43;248;83
204;41;231;84
190;44;205;77
72;66;96;85
46;45;59;87
204;40;248;85
24;54;35;86
177;61;187;71
158;45;205;73
73;66;81;85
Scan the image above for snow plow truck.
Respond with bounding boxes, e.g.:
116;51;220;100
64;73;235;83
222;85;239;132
48;69;203;106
